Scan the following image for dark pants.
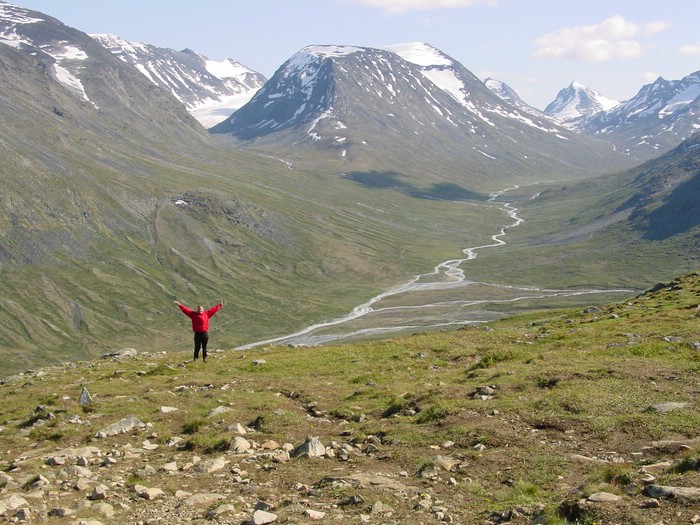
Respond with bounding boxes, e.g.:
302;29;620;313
193;331;209;360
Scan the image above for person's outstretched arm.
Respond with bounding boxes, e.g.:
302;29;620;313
174;301;193;316
207;301;225;317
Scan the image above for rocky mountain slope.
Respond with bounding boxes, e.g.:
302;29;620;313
484;77;547;119
91;33;266;128
211;43;635;190
0;273;699;524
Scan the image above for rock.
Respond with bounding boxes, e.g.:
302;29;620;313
231;423;248;435
0;494;28;513
209;504;240;518
371;501;395;514
58;465;93;479
48;506;74;517
132;484;165;500
645;484;700;502
13;507;31;521
161;462;178;472
435;455;459;472
79;387;94;405
178;493;225;508
292;436;326;458
194;456;228;474
159;406;178;413
92;502;115;517
51;446;102;459
251;509;277;524
231;436;252;453
646;402;692;414
101;348;138;358
96;416;147;438
587;492;622;502
305;509;326;519
207;406;233;418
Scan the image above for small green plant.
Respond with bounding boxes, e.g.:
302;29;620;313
415;402;452;424
182;419;205;435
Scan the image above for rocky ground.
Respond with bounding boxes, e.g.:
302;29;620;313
2;274;700;524
1;359;700;525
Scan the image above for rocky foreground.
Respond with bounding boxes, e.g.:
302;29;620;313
1;275;700;524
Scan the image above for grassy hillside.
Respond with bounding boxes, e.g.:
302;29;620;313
1;39;514;376
462;158;700;293
0;273;698;523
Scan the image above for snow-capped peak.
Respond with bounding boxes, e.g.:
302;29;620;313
91;33;266;127
544;81;618;122
383;42;451;67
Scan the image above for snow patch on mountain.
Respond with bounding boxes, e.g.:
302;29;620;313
92;33;266;127
0;2;96;105
386;42;561;134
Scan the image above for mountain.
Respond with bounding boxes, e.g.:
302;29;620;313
484;77;547;118
571;71;700;160
544;81;619;122
619;130;700;240
92;33;266;128
212;42;634;191
1;2;450;373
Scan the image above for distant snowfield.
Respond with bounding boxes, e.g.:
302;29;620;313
192;92;258;128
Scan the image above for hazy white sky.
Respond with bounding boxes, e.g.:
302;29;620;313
12;0;700;109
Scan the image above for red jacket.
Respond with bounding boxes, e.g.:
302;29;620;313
178;304;222;332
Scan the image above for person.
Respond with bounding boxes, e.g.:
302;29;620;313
173;300;225;362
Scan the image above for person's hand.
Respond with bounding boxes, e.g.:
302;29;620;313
220;300;226;306
173;300;181;306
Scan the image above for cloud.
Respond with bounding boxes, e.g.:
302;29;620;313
533;15;670;62
348;0;498;14
679;43;700;55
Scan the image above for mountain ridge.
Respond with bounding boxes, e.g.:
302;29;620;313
211;43;634;190
91;33;266;127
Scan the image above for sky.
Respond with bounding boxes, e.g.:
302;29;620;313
11;0;700;110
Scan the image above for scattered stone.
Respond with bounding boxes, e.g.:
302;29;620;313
88;484;109;500
232;436;252;453
587;492;622;503
207;406;233;418
13;507;31;521
645;484;700;502
101;348;138;359
79;387;94;405
159;406;178;413
194;456;228;474
0;494;28;513
209;504;240;519
161;461;178;472
292;435;326;458
251;509;277;524
645;402;692;414
92;502;115;517
178;493;225;508
132;484;165;500
304;509;326;520
371;501;395;514
96;416;147;438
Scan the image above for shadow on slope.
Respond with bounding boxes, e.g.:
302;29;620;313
343;171;487;201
